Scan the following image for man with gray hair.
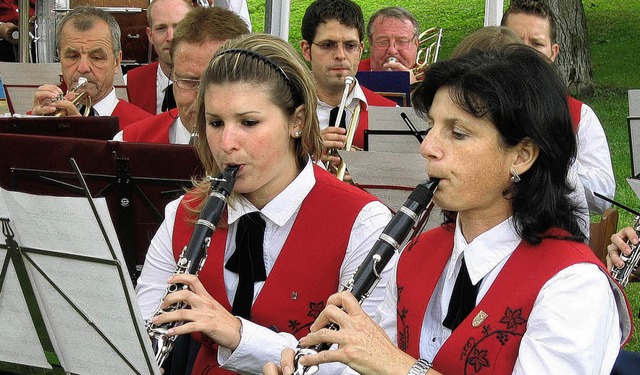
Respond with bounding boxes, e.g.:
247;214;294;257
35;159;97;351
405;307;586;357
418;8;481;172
358;7;421;84
30;6;151;129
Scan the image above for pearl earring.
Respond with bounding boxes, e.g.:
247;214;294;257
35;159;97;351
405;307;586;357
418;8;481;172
294;131;302;138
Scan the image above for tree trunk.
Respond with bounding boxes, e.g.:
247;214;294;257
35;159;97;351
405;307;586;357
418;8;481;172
544;0;594;96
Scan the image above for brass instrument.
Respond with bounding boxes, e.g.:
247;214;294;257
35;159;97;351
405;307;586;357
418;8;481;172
52;77;93;117
413;27;444;80
611;215;640;287
324;76;361;181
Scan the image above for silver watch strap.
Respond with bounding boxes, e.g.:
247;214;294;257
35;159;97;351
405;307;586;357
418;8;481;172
407;358;432;375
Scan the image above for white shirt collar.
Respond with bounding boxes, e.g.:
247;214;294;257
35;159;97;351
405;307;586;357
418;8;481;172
452;215;522;285
227;158;315;227
169;116;192;145
92;87;118;116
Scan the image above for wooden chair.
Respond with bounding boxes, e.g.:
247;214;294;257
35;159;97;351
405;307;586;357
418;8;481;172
589;208;619;266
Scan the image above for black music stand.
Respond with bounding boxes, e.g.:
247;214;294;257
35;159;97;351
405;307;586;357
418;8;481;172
0;188;159;374
0;134;202;283
0;116;120;140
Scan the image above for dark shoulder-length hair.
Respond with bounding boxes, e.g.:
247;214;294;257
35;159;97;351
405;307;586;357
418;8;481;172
413;44;585;244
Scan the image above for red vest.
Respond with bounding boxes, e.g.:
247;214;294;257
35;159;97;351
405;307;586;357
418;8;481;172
171;165;378;374
122;110;175;143
397;227;630;375
567;96;583;133
352;87;397;149
112;99;153;130
358;58;372;71
126;62;160;114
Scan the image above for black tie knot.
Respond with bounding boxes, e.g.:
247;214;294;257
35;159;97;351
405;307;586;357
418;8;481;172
225;211;266;319
162;83;177;112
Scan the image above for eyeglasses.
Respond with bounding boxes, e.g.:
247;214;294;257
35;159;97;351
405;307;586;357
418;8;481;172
172;77;201;90
372;37;416;50
312;41;361;54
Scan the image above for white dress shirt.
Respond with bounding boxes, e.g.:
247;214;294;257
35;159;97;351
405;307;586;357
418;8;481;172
91;87;119;117
317;82;369;131
136;159;393;374
574;102;615;214
155;66;171;115
368;216;624;375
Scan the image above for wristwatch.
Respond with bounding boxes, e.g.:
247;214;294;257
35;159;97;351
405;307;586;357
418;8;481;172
407;358;432;375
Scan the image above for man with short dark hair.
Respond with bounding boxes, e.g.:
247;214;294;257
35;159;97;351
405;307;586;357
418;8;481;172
30;7;151;129
502;0;615;215
125;0;192;114
300;0;396;171
115;6;249;144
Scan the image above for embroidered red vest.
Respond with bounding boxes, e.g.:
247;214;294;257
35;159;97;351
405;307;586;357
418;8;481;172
352;87;397;149
126;62;159;115
172;166;378;374
397;226;628;375
123;111;175;144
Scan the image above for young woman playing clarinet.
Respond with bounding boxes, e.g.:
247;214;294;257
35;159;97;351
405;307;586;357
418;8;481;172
134;33;393;374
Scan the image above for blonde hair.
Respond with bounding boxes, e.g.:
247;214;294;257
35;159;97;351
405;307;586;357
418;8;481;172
187;33;322;217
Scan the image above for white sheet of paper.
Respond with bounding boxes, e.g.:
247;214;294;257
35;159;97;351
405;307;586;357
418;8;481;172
0;188;159;374
339;151;443;230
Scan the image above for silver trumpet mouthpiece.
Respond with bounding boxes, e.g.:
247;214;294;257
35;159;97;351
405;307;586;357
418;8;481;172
75;77;88;90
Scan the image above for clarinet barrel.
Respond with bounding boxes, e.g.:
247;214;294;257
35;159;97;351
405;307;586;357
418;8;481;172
293;177;439;375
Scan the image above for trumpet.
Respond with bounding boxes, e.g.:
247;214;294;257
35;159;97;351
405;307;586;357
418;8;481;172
52;77;93;117
324;76;361;181
413;27;444;80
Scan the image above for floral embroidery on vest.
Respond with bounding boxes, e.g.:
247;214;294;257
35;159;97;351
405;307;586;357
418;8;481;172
287;300;326;335
460;307;527;373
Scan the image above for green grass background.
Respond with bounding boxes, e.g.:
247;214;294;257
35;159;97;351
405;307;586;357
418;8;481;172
247;0;640;352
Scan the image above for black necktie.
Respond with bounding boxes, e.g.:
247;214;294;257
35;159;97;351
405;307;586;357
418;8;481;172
162;83;176;112
79;105;97;116
442;257;480;330
329;106;347;129
224;212;267;320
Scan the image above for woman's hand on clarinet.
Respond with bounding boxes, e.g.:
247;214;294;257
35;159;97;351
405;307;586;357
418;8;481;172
150;273;243;351
606;226;638;270
294;291;417;375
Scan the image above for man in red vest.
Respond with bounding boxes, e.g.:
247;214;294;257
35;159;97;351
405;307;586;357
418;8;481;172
358;7;422;85
115;6;248;144
125;0;192;115
29;7;151;129
300;0;396;175
501;0;615;215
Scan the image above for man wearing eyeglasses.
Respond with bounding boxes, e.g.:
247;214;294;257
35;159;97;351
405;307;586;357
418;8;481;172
115;6;248;144
300;0;396;170
359;7;421;84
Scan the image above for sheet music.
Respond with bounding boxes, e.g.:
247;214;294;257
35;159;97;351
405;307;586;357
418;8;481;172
0;188;159;374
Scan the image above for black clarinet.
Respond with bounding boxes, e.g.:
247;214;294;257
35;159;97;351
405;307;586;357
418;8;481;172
146;166;239;367
293;178;440;375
